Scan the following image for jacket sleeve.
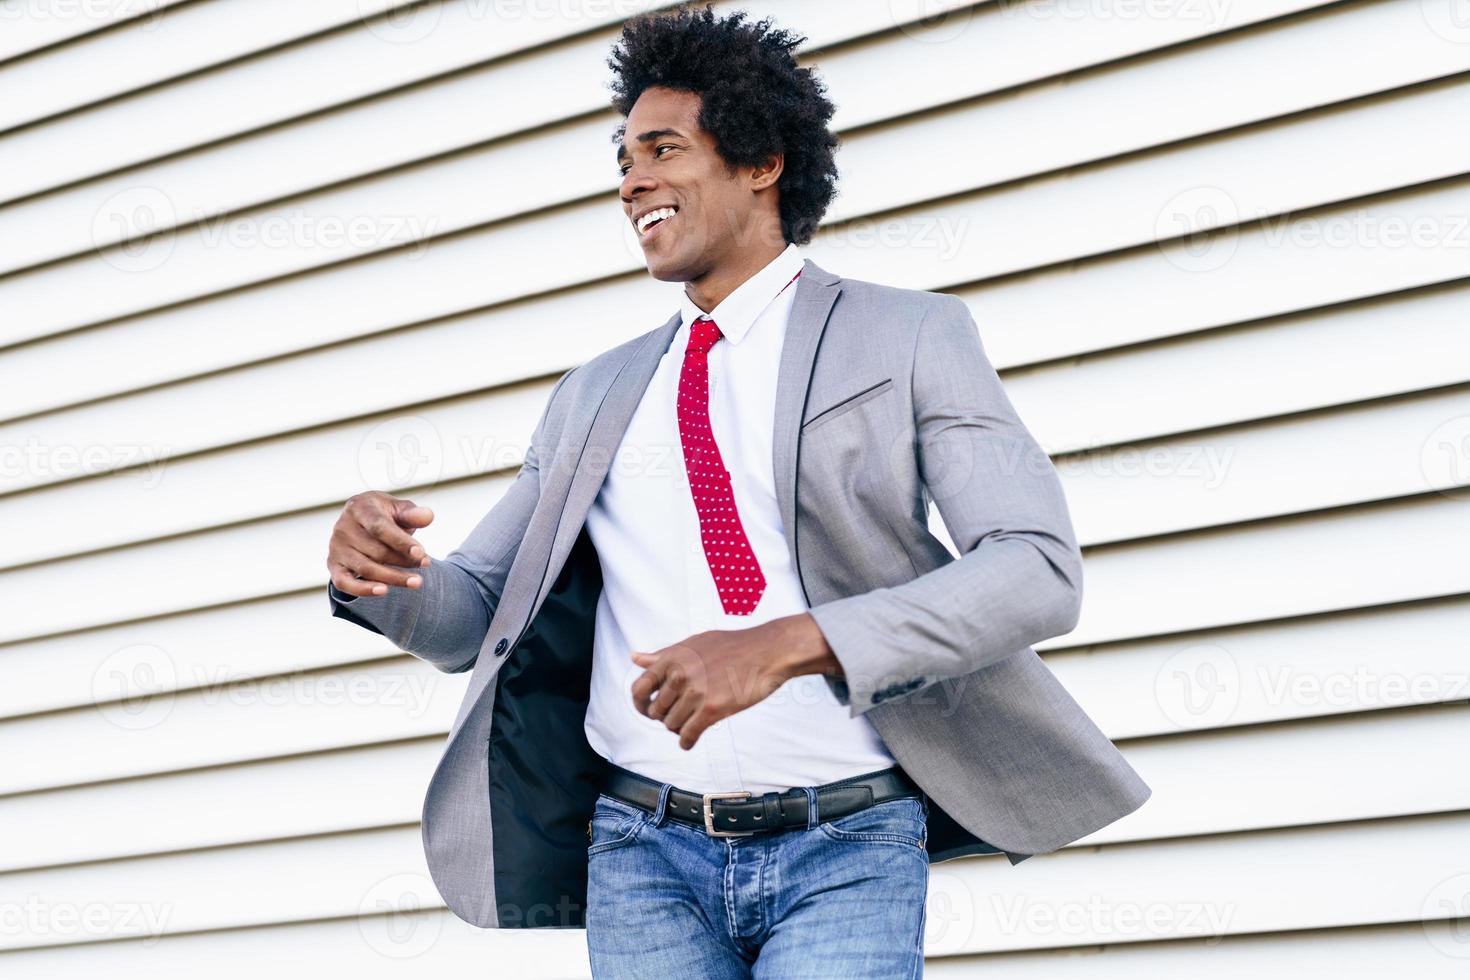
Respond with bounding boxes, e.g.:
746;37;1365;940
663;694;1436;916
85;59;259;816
326;368;575;673
806;294;1083;717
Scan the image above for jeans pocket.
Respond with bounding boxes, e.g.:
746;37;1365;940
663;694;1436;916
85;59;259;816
817;795;927;849
587;793;651;856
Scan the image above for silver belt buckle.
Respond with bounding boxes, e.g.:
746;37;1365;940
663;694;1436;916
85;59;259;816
702;790;755;837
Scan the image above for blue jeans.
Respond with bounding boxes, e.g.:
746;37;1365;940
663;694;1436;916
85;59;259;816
584;781;930;978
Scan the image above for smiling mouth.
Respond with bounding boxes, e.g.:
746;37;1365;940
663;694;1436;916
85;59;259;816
637;208;678;241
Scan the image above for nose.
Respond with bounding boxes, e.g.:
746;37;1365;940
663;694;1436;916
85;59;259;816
620;165;657;212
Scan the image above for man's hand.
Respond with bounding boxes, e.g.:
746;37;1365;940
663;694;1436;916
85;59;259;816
327;491;435;597
630;612;843;750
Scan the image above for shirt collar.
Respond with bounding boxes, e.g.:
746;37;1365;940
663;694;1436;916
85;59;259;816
678;242;805;346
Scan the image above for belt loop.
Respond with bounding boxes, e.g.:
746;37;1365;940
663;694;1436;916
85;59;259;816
652;781;672;827
761;790;781;829
803;785;818;829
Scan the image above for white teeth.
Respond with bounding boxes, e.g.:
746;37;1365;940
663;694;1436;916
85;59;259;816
637;207;677;234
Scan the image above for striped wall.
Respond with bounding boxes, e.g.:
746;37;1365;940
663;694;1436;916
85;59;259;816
2;0;1467;974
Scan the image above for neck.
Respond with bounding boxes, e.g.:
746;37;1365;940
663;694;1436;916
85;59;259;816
683;236;786;313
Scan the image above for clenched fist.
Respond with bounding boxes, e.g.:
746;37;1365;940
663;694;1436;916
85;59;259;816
327;491;435;597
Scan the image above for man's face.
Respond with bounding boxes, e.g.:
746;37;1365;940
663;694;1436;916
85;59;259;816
618;86;764;282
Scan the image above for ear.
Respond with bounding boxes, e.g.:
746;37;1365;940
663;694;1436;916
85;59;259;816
750;152;784;191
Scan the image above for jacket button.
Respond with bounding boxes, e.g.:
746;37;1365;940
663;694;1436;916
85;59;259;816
494;638;508;656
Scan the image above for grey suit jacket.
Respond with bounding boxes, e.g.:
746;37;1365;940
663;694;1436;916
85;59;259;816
328;257;1152;928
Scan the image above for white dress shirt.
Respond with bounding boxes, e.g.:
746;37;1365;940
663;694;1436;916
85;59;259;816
582;242;896;794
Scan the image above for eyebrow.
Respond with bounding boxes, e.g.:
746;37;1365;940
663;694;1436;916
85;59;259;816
616;128;685;165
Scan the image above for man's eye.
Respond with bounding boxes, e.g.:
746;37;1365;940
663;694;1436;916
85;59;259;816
619;145;676;176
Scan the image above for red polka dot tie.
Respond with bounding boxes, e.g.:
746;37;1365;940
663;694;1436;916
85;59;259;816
676;315;767;616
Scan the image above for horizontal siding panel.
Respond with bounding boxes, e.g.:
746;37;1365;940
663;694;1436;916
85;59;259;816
0;0;981;210
800;78;1470;297
0;0;401;132
1;592;404;721
1051;595;1470;737
1105;701;1470;844
0;194;648;437
0;739;436;873
926;920;1470;978
1059;385;1470;542
0;0;678;205
0;811;1465;953
0;824;429;951
822;0;1337;132
0;656;460;795
0;473;505;644
0;272;654;496
0;908;592;979
892;810;1470;955
0;0;192;64
828;0;1470;226
1016;285;1470;456
0;56;613;278
956;177;1470;367
1;380;543;567
1074;494;1470;646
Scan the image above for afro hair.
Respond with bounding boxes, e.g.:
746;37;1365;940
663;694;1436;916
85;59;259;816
606;3;840;246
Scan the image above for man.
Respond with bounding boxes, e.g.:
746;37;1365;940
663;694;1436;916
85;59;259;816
325;5;1150;976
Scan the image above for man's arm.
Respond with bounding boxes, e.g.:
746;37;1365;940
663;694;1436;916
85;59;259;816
805;294;1083;717
327;368;575;673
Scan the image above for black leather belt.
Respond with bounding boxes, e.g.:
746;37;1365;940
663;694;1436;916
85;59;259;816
600;762;923;838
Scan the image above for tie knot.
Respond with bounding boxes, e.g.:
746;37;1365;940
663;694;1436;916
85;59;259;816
690;316;723;354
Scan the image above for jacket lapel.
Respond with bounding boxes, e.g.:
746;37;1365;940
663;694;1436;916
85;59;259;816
530;309;680;614
448;309;682;739
771;258;841;589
